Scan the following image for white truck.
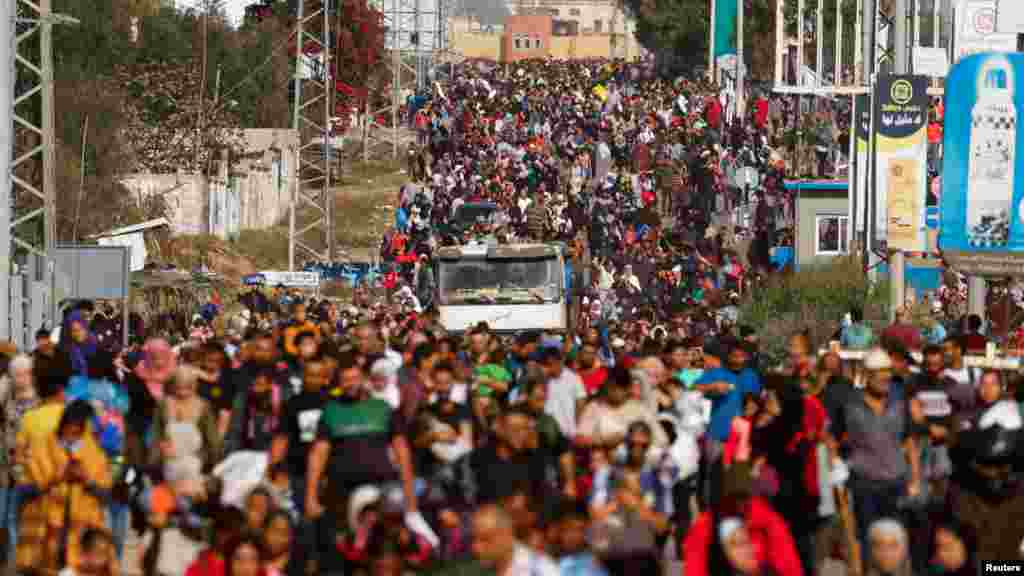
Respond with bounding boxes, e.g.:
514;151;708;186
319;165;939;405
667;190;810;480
434;240;567;333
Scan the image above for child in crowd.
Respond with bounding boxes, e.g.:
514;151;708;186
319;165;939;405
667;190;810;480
59;529;117;576
338;486;433;573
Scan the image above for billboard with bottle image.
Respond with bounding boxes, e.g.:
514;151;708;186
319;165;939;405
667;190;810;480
939;53;1024;276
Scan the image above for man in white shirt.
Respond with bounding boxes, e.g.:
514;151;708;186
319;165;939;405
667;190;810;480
471;504;560;576
538;346;587;439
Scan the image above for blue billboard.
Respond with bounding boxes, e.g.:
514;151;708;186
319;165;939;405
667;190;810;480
939;53;1024;276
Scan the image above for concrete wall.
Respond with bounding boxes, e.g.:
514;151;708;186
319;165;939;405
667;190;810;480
450;31;502;59
795;189;850;270
121;174;201;235
448;11;640;62
121;129;297;239
549;33;641;60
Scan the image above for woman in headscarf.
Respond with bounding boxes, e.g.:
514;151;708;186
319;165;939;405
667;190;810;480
684;460;803;576
711;516;777;576
866;519;915;576
16;399;111;576
134;338;178;404
122;338;177;478
749;369;820;576
59;310;97;378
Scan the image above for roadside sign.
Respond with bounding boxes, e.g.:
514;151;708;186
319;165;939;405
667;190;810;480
257;271;321;288
914;47;950;77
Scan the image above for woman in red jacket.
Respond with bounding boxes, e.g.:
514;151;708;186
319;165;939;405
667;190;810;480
184;507;247;576
683;464;804;576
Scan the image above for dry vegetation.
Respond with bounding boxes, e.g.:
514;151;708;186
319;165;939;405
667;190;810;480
740;256;890;366
180;160;406;274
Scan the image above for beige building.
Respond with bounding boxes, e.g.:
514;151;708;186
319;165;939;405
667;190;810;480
448;8;641;62
511;0;630;37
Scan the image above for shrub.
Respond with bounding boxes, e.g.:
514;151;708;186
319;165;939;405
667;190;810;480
740;256;890;368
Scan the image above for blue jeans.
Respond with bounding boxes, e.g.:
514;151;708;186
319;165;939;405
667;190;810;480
2;485;31;562
0;486;10;561
849;474;904;568
108;502;128;559
291;478;317;574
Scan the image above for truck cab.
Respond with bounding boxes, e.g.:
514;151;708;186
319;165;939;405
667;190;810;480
434;240;567;333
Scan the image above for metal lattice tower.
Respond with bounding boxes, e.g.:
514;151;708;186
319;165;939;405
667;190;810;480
380;0;454;158
1;0;75;339
288;0;337;270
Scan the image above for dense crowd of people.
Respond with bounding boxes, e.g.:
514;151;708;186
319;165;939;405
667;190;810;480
0;58;1014;576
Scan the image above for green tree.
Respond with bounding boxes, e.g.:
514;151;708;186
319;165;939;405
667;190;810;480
624;0;710;76
622;0;861;82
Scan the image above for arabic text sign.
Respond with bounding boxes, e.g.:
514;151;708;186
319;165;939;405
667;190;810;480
258;271;321;288
875;75;929;252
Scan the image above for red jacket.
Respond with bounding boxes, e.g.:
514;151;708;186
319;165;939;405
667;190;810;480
184;550;226;576
579;366;608;396
683;497;804;576
754;98;769;128
706;99;722;130
785;395;829;498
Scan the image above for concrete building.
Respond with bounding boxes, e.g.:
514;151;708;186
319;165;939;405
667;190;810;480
502;15;552;62
121;129;298;239
510;0;629;37
448;12;641;61
792;180;850;270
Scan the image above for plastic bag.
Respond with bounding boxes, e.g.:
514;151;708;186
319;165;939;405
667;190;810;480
212;450;268;508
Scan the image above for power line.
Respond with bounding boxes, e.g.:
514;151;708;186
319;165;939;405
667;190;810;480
206;25;300;115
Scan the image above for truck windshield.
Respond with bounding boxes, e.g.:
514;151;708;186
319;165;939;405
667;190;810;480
437;257;562;305
453;204;498;229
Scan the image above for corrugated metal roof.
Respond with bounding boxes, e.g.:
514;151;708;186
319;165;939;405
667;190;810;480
436;243;560;259
90;217;171;239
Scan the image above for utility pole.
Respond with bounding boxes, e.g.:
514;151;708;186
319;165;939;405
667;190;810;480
392;32;400;160
363;99;370;162
324;0;335;265
288;0;336;270
73;114;88;244
7;0;78;338
736;0;744;117
198;2;210;235
816;0;824;90
889;0;909;318
42;0;56;260
836;0;844;84
774;0;784;85
289;0;305;272
709;0;717;79
0;0;13;340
